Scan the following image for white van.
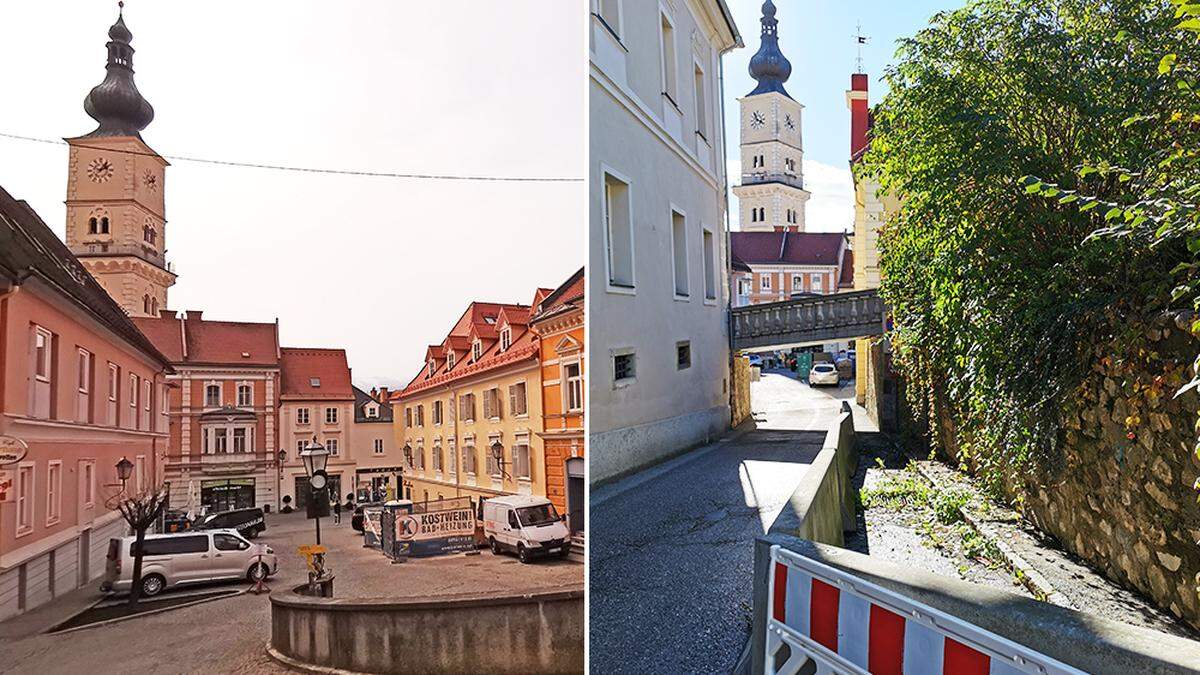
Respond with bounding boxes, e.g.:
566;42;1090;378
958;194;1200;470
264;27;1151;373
482;495;571;563
102;529;277;597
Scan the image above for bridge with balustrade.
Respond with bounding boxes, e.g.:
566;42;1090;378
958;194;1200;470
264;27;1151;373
730;289;887;351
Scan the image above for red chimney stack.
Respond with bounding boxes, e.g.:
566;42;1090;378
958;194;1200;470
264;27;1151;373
847;73;869;161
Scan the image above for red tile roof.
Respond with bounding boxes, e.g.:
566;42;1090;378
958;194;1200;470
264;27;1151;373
531;267;584;324
280;348;353;400
132;314;279;367
839;250;855;287
730;231;847;266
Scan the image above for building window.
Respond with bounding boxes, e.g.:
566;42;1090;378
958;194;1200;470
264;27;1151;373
326;438;339;455
448;441;458;475
604;171;634;288
703;228;717;300
417;444;425;470
30;325;53;419
432;400;443;425
738;277;751;296
310;378;321;388
142;379;151;430
325;407;338;425
514;441;531;480
432;443;442;470
659;11;677;102
204;383;221;407
233;428;248;453
77;348;92;423
416;405;424;427
499;327;511;352
88;217;98;234
82;461;95;508
810;273;823;294
613;351;635;384
100;216;109;234
793;274;803;290
405;407;412;428
463;443;477;475
46;460;62;525
459;394;475;423
596;0;620;38
237;383;252;407
677;341;692;370
483;388;503;420
366;405;378;419
16;464;33;536
211;428;228;453
447;350;456;369
761;274;773;291
161;383;170;416
694;62;708;138
672;209;689;297
563;361;583;412
508;382;528;417
472;340;483;362
296;440;306;455
374;439;384;455
108;363;119;425
297;407;310;425
129;374;139;420
487;442;501;477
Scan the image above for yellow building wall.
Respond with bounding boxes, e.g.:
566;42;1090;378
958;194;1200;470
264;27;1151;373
393;361;544;505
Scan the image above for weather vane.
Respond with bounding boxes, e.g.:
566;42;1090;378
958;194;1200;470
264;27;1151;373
853;21;869;73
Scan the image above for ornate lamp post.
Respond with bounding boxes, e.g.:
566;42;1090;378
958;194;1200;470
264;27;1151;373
276;449;287;513
115;456;134;493
299;437;330;544
401;443;413;500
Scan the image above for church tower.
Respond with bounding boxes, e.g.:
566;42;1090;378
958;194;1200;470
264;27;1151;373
732;0;810;233
64;3;175;317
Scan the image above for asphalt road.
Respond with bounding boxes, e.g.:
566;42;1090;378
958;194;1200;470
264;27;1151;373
589;370;861;674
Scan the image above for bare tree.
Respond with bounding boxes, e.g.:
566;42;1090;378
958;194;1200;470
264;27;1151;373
112;482;171;606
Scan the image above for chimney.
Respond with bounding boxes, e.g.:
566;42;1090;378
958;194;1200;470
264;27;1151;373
159;309;177;319
370;387;379;400
185;310;204;321
378;387;390;402
847;73;869;161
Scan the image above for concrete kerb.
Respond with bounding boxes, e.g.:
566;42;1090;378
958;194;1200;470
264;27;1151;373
911;461;1074;608
47;588;246;636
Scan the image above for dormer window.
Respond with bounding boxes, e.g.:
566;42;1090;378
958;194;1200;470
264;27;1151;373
447;350;456;369
310;378;321;388
365;404;378;419
500;327;512;352
472;340;482;362
428;359;436;377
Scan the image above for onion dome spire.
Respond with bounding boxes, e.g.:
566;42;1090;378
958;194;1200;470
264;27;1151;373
747;0;793;99
82;2;154;139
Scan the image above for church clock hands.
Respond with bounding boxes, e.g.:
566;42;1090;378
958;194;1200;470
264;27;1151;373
750;110;766;128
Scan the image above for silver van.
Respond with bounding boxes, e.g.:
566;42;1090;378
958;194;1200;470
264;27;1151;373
102;529;277;597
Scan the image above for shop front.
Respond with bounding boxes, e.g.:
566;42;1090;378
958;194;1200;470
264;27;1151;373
201;478;256;512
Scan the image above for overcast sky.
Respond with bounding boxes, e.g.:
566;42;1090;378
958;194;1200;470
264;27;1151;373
722;0;959;232
0;1;584;389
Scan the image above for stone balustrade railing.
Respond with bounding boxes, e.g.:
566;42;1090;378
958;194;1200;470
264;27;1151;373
731;289;886;350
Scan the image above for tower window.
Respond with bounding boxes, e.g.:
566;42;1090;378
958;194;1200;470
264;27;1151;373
100;217;110;234
143;295;151;314
88;217;98;234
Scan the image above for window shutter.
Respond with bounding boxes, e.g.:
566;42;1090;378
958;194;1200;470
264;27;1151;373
508;385;517;416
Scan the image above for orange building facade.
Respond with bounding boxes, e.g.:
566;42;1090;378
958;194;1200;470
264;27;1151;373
529;268;585;535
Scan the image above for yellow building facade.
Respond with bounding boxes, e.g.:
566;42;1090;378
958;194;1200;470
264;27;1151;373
392;298;549;506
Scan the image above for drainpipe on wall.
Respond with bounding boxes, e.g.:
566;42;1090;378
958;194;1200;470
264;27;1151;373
717;51;738;423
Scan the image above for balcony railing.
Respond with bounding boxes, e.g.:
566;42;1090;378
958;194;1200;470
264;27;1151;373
741;172;804;190
75;242;171;271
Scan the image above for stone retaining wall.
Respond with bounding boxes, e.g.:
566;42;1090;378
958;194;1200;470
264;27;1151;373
269;585;584;674
937;312;1200;630
768;401;858;545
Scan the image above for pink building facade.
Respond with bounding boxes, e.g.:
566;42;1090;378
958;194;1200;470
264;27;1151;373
0;186;171;621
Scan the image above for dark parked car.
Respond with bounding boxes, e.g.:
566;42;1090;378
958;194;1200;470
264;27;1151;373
162;509;194;533
351;502;382;533
193;507;266;539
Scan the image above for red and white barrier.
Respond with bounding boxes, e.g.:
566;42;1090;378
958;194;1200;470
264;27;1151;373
765;546;1085;675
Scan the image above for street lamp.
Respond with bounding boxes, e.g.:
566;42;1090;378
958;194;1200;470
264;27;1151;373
299;437;330;545
401;444;413;500
490;440;510;479
115;457;134;493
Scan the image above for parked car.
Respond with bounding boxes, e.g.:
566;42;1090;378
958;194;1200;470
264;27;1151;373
809;362;840;386
102;530;277;597
482;495;571;563
192;507;266;539
351;501;381;532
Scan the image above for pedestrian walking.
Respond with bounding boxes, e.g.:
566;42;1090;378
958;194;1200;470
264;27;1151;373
333;497;342;524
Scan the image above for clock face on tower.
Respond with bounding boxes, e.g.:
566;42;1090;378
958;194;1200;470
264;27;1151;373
142;170;158;192
750;111;766;129
86;157;115;183
784;114;795;131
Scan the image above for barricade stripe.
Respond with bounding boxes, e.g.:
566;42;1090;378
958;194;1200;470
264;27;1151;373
772;563;787;623
867;604;906;675
902;620;944;675
837;590;871;669
944;637;990;675
810;579;840;653
784;567;812;638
